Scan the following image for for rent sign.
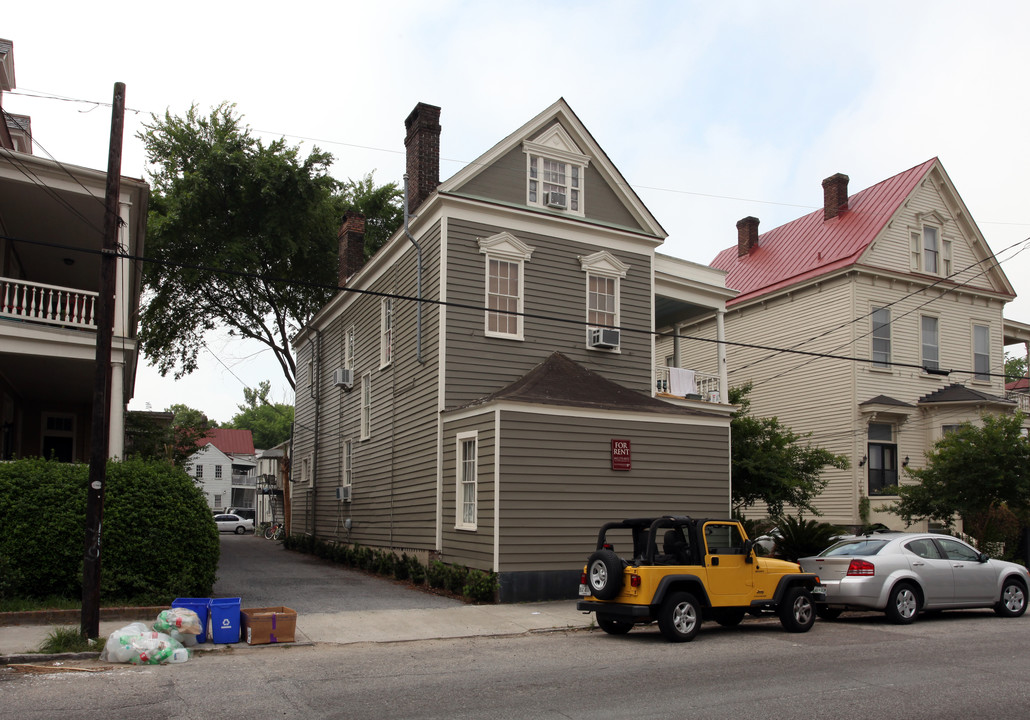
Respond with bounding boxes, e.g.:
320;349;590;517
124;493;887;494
611;439;631;470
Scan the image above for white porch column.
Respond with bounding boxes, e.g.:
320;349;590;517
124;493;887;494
672;326;681;367
716;310;728;403
108;361;124;459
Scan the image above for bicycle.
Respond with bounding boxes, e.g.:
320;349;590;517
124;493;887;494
263;522;285;540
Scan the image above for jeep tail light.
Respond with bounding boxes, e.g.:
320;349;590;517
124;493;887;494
847;559;875;576
603;543;613;550
581;572;588;585
630;575;641;588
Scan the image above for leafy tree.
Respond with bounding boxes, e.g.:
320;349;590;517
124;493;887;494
1005;352;1028;383
770;515;843;563
168;403;215;466
339;172;403;259
138;103;342;390
890;412;1030;538
729;383;849;517
221;380;294;448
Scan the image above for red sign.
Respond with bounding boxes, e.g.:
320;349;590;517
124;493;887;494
611;439;631;471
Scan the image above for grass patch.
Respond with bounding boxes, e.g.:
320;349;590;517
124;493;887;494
35;627;106;654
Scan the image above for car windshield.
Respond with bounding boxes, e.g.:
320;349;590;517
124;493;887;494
818;539;888;557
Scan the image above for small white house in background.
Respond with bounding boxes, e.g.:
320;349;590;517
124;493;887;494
186;428;257;511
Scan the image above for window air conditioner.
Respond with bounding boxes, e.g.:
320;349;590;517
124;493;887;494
335;486;352;502
589;328;620;349
332;367;354;390
545;191;567;209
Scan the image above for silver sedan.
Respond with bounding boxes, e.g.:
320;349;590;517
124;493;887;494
799;532;1029;624
213;513;254;534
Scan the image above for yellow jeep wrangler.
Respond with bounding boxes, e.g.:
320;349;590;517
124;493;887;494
577;516;824;642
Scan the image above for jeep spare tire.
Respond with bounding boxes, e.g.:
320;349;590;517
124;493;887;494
586;549;624;600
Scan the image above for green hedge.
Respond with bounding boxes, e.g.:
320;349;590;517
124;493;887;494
0;457;219;605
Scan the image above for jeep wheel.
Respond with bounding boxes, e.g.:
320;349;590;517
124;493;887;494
713;608;746;627
596;613;633;635
778;587;815;633
586;549;624;600
658;591;701;642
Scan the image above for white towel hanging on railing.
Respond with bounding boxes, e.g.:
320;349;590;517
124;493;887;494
668;367;696;396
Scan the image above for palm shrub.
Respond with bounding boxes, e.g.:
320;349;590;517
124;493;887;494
772;515;843;563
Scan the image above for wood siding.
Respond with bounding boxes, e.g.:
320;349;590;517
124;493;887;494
444;218;654;408
440;412;496;571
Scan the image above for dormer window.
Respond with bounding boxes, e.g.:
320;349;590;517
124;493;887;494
523;125;589;217
909;213;952;277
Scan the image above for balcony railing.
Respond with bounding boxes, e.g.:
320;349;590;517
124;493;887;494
0;277;97;329
231;474;256;486
1007;391;1030;413
655;366;722;402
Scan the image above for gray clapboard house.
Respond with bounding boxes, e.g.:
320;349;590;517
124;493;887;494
291;100;735;601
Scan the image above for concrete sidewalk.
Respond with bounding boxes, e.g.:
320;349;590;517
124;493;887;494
0;600;592;661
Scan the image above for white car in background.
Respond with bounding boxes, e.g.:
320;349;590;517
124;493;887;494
214;513;254;535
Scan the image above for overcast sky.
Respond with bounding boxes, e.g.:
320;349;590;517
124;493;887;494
6;1;1030;425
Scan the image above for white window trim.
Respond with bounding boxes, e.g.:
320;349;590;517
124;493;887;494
343;438;353;488
580;251;629;350
380;298;393;368
479;232;535;341
920;314;939;372
909;214;952;277
360;372;372;440
455;431;478;531
972;322;991;383
303;454;313;488
344;326;355;371
870;305;891;370
522;126;590;217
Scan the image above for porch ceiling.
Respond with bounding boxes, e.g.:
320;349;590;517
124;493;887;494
0;347;95;405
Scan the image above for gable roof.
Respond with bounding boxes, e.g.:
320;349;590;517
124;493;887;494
438;98;667;239
198;428;256;455
1007;377;1028;392
712;159;938;306
459;351;715;417
917;383;1014;406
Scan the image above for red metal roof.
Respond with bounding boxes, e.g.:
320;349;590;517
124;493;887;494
712;159;938;306
1007;377;1028;392
198;428;255;455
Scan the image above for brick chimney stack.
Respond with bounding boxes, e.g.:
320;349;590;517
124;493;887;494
404;102;442;215
822;173;850;221
338;210;366;286
736;216;760;257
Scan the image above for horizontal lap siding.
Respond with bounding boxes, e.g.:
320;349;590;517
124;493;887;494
441;413;496;571
495;411;729;572
445;218;654;408
293;223;443;551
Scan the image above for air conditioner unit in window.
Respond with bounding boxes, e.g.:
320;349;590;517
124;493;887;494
335;486;352;502
545;191;567;209
332;367;354;391
589;328;620;349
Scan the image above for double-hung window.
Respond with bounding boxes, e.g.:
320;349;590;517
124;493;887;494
868;423;898;495
871;307;891;368
921;315;939;371
910;220;951;276
523;126;589;217
214;465;223;479
380;298;393;367
456;431;478;530
580;251;629;350
360;372;371;440
479;232;534;341
344;326;355;372
343;439;353;487
973;324;991;381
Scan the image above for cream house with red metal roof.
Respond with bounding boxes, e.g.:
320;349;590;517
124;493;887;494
187;428;257;511
668;158;1028;530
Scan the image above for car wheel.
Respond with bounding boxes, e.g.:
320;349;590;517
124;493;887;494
596;613;633;635
994;577;1028;618
234;525;246;535
713;608;746;627
586;549;624;600
816;605;843;621
658;591;701;642
885;582;920;624
778;587;815;633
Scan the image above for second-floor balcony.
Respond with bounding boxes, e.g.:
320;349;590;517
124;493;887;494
655;366;722;403
0;277;97;330
1006;391;1030;413
231;473;256;487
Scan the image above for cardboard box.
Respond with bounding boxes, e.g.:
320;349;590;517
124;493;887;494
241;606;297;645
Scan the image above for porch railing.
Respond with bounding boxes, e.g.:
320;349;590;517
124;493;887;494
1006;391;1030;413
655;366;722;402
232;473;256;487
0;277;97;329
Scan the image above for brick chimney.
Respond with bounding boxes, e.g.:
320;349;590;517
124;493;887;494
404;102;441;215
736;216;760;257
338;211;366;286
822;173;849;220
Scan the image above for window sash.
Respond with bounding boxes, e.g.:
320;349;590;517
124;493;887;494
360;374;371;440
973;324;990;380
345;327;355;371
871;308;891;367
868;442;898;494
486;258;520;336
214;465;222;479
459;437;477;528
381;299;393;366
343;439;353;487
528;154;583;212
588;275;616;327
921;316;939;370
923;227;939;274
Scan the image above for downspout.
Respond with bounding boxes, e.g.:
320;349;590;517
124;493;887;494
403;174;425;365
309;330;321;535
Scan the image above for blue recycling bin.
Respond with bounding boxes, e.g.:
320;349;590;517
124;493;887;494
210;597;242;644
172;598;211;643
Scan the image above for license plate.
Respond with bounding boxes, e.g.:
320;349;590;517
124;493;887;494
578;584;590;597
812;584;827;599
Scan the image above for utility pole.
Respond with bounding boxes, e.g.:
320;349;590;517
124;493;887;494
81;82;125;639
